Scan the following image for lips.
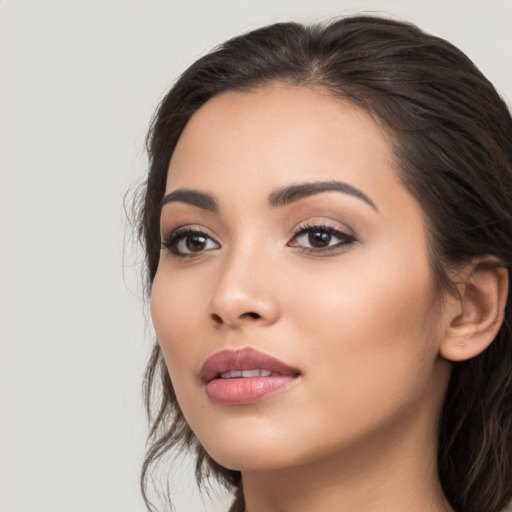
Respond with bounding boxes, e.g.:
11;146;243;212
200;349;301;405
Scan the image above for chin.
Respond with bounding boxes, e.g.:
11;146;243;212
190;414;310;472
204;442;304;473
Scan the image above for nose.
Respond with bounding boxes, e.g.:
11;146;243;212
208;249;281;329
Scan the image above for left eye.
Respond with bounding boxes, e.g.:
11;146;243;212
289;226;355;251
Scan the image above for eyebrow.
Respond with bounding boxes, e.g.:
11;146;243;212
268;180;378;210
160;180;377;215
161;188;218;213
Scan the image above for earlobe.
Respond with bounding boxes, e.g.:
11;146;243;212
440;258;509;362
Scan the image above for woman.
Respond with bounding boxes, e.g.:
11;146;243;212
135;15;512;512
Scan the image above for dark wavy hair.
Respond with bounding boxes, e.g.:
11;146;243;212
134;15;512;512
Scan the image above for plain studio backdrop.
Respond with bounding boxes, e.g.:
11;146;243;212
0;1;511;511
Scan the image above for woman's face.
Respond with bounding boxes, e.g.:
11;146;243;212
151;84;452;472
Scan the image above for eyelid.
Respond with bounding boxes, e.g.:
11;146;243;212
160;222;218;242
288;217;355;239
287;220;357;254
160;225;221;257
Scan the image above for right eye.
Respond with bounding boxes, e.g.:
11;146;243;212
161;229;220;257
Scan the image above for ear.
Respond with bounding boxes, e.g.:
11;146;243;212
440;257;509;362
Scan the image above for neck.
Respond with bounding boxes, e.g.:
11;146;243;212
240;406;453;512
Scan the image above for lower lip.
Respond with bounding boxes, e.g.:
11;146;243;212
205;376;297;405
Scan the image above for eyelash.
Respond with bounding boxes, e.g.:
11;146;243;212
161;223;356;257
287;222;356;255
161;227;219;257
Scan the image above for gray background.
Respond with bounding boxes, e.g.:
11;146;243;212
1;0;511;511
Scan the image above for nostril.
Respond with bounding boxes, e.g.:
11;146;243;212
211;313;223;325
240;312;261;320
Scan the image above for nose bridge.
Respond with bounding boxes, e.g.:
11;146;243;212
209;237;279;327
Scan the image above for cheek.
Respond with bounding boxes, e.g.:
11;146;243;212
150;268;205;390
272;258;442;457
287;245;441;398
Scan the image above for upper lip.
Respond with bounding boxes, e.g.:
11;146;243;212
200;348;301;383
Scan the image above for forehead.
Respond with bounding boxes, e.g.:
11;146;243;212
166;84;401;206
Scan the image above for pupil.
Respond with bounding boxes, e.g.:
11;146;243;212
186;235;206;251
309;230;331;248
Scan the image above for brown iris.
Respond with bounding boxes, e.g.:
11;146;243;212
186;235;208;252
308;230;331;248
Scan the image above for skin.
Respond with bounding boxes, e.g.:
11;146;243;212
151;84;456;512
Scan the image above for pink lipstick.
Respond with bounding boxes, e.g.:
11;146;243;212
200;349;301;405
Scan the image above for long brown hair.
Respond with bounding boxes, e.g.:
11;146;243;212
134;15;512;512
